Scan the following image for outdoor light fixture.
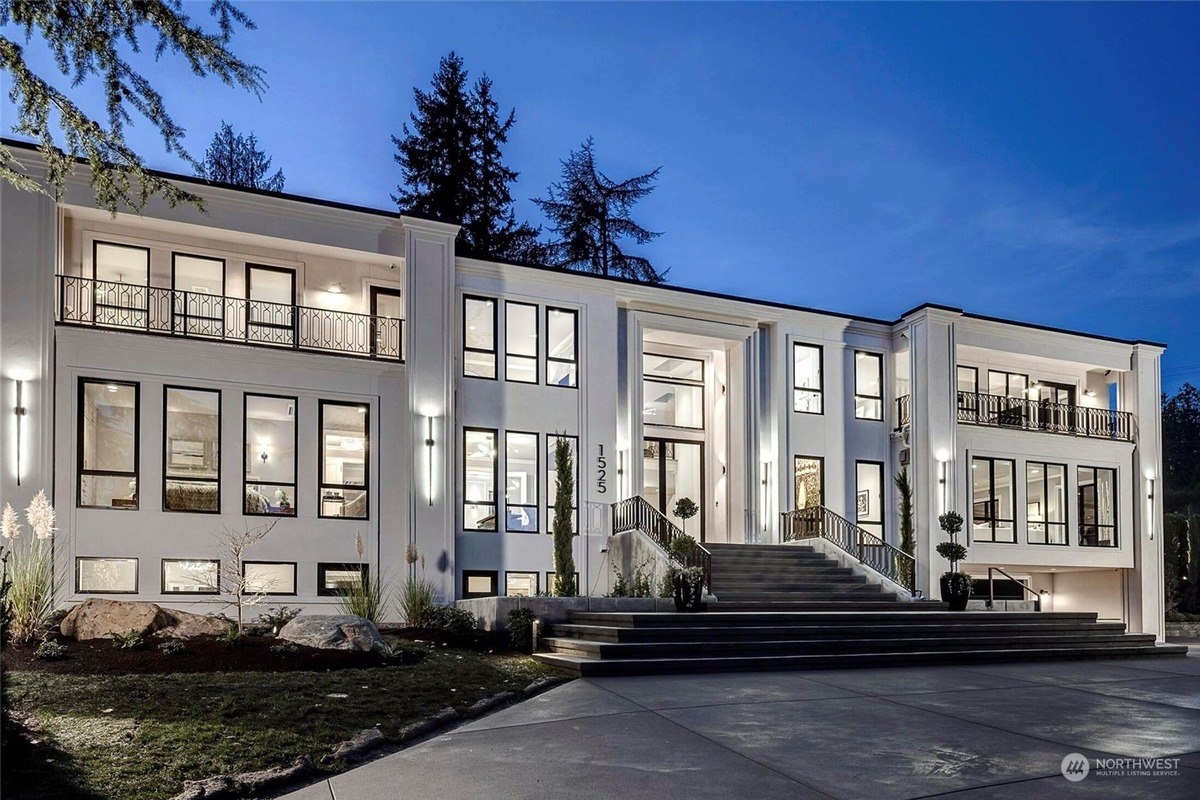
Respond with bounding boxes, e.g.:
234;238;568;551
328;282;345;294
1147;473;1156;540
13;379;27;487
260;450;269;464
425;415;435;507
935;449;951;513
1084;388;1097;398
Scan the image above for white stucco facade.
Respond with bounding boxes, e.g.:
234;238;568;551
0;146;1166;638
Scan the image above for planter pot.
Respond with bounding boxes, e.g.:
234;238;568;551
672;576;704;612
940;575;972;612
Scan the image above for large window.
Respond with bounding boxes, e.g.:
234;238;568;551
93;241;150;327
163;386;221;513
792;343;823;414
547;434;579;534
463;296;497;379
972;457;1016;543
988;370;1028;398
464;428;498;531
172;253;225;336
643;439;703;535
243;562;296;595
505;431;539;532
1078;466;1117;547
245;264;296;345
244;394;297;516
319;401;369;519
505;302;538;383
794;456;824;511
546;307;578;387
79;379;140;509
855;461;884;539
162;559;219;594
1027;462;1067;545
643;354;704;429
77;557;138;594
854;351;883;420
506;571;539;597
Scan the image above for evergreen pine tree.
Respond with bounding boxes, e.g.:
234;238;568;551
552;437;577;597
199;122;285;191
533;137;665;283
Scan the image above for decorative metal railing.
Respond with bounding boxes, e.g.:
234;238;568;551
957;390;1132;442
56;275;403;361
611;495;712;590
895;394;911;431
781;505;916;595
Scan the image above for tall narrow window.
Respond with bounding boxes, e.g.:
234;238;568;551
163;386;221;513
244;394;297;516
547;434;579;534
546;307;578;387
464;428;498;530
93;241;150;328
1027;462;1067;545
79;379;140;509
172;253;225;337
643;354;704;429
463;296;497;378
792;343;823;414
1078;466;1117;547
505;302;538;383
319;401;369;519
245;264;296;346
855;461;884;539
505;431;539;532
854;351;883;420
370;286;403;359
957;365;980;419
972;457;1016;543
794;456;824;511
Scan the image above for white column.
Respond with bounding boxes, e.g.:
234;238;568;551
402;216;460;600
1125;343;1165;638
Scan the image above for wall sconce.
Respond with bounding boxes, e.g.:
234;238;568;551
617;449;625;477
425;415;435;507
327;282;345;294
1147;473;1156;540
935;449;951;512
14;380;27;487
1084;388;1097;398
259;450;269;464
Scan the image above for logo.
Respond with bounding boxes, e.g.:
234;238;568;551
1061;753;1090;782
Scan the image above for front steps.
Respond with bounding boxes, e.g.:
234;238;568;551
533;544;1187;676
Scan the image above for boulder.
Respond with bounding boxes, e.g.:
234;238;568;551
276;614;384;651
157;608;231;639
60;598;172;640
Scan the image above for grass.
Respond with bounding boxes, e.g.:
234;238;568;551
3;638;561;800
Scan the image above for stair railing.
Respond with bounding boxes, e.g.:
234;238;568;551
985;566;1043;611
781;506;917;596
611;496;712;590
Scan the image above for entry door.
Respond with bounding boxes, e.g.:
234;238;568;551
642;438;704;540
1037;381;1075;432
370;287;403;358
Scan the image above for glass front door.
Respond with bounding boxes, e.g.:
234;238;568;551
642;438;704;539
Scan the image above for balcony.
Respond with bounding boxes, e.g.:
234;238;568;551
957;391;1133;442
56;275;403;361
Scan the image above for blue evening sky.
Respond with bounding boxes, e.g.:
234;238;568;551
5;2;1199;388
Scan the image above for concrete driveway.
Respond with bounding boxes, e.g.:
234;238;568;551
283;654;1200;799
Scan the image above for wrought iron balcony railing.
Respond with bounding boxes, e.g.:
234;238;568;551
56;275;403;361
957;390;1133;442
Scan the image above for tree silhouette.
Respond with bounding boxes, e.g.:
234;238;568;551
199;122;285;191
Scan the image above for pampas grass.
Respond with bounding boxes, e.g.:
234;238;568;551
3;492;60;644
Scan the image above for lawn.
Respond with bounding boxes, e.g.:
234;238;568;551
2;638;561;800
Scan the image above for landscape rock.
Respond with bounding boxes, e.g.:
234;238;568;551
396;706;459;742
60;598;172;641
467;691;517;717
157;608;231;639
324;727;385;763
277;614;384;651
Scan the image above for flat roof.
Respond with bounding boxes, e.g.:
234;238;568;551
4;137;1165;349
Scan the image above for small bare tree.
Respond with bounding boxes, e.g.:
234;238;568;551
208;520;278;636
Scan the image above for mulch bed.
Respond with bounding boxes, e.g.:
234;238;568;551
1;635;418;676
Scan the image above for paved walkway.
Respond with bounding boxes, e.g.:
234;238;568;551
284;653;1200;799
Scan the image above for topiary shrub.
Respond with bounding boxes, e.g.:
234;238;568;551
669;534;697;563
506;607;537;654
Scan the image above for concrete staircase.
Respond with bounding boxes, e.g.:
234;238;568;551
534;543;1187;676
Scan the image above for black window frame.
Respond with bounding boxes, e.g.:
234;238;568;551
642;437;706;539
76;556;139;594
642;352;706;431
1078;465;1119;548
853;351;884;421
545;306;579;388
77;377;141;510
171;251;227;337
1026;461;1068;546
505;430;540;533
971;456;1017;543
462;295;498;380
545;571;581;594
91;240;151;329
317;400;371;520
241;560;298;596
546;434;580;536
793;454;825;511
504;300;539;384
316;562;370;596
461;570;498;599
243;392;299;517
463;426;499;531
369;285;404;360
854;459;885;541
987;369;1029;398
244;263;297;346
160;558;220;595
792;342;824;415
162;385;222;515
504;570;540;597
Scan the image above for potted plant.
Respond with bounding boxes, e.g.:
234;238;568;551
936;511;972;611
668;534;704;612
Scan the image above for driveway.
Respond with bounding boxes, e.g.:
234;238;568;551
283;653;1200;799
